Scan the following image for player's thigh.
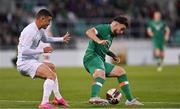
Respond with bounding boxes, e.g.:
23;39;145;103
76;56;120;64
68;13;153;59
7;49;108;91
104;62;116;77
84;56;105;75
36;64;56;80
44;62;56;72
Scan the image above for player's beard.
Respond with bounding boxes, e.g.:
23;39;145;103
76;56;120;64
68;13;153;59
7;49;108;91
113;30;120;36
42;25;48;29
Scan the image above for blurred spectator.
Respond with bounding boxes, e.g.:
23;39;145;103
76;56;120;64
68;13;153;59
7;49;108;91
0;0;179;48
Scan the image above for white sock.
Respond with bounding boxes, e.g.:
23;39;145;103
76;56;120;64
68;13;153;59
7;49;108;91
53;77;62;99
41;79;55;104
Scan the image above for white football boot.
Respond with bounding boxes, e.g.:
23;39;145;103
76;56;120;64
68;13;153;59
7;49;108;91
125;98;144;106
89;97;109;105
157;66;163;72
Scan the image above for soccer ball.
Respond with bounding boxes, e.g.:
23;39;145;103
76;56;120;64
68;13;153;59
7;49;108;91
106;88;122;104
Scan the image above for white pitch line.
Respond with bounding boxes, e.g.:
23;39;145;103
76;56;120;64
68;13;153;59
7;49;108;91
0;100;39;103
144;101;180;105
0;100;180;105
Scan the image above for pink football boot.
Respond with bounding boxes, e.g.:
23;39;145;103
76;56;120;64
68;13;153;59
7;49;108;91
53;97;70;107
38;102;55;109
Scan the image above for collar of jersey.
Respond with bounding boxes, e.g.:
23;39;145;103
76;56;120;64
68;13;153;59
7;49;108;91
33;22;40;32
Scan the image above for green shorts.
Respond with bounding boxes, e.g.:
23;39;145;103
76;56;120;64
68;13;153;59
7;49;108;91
83;54;115;76
153;41;164;51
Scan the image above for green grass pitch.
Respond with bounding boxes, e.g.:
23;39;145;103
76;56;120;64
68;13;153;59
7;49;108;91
0;65;180;108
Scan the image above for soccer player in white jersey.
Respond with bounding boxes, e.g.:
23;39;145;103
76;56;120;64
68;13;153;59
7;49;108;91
37;24;53;63
16;9;71;108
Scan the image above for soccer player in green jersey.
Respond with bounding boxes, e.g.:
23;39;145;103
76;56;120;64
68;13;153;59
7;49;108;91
147;11;170;72
83;16;143;106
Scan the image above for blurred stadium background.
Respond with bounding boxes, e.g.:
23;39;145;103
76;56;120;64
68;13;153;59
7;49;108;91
0;0;180;67
0;0;180;108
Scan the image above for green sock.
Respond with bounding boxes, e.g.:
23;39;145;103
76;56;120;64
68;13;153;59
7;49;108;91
117;74;134;101
91;77;105;97
160;56;164;65
155;56;162;66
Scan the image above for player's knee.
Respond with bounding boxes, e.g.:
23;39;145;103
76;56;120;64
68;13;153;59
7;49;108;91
47;72;56;80
93;69;106;79
116;67;126;76
49;63;56;72
155;49;161;56
51;64;55;70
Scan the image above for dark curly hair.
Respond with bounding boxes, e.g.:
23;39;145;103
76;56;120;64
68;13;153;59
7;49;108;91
113;16;129;28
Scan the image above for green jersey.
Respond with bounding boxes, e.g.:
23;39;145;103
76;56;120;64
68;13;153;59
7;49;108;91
147;20;167;44
84;24;114;62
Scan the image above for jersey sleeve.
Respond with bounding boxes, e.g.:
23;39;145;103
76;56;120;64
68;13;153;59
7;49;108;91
41;30;64;43
22;48;43;56
95;24;108;36
95;24;112;53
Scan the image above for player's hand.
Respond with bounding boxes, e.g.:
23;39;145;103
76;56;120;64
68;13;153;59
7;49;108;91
63;32;71;43
113;57;120;63
43;46;53;53
97;40;109;45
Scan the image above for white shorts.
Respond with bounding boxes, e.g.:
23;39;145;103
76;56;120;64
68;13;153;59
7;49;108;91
17;59;43;79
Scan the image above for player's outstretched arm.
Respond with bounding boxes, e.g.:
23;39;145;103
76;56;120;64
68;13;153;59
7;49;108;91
86;27;109;45
41;31;71;43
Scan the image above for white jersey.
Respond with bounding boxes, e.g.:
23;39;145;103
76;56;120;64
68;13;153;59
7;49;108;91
37;24;52;51
17;22;63;64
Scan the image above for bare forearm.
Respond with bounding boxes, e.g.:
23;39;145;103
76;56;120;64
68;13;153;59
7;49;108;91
107;50;120;63
86;28;101;43
107;50;116;58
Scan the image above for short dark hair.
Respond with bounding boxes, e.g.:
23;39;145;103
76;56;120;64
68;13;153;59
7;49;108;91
113;16;129;28
36;9;52;18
